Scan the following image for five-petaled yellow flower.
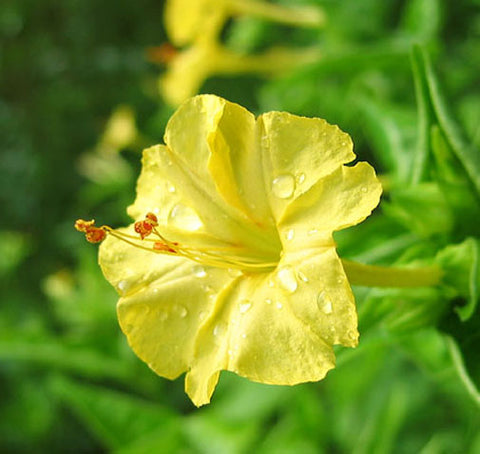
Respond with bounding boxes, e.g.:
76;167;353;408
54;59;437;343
96;95;382;406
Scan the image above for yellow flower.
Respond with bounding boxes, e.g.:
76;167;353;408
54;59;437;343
159;43;319;107
97;95;382;406
165;0;325;47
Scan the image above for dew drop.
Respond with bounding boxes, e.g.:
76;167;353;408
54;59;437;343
213;323;226;337
158;310;168;321
276;301;283;309
123;323;134;334
337;277;343;284
277;266;298;293
116;280;130;294
308;228;318;236
297;271;309;283
228;268;241;277
284;229;295;241
265;298;272;305
239;300;252;314
361;186;368;193
174;305;188;318
241;333;247;339
199;310;208;320
192;265;207;278
296;172;306;184
168;203;203;231
267;278;275;288
317;291;333;314
272;174;295;199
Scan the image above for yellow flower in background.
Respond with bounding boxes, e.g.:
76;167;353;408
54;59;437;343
96;95;382;406
159;42;320;106
157;0;325;106
165;0;325;47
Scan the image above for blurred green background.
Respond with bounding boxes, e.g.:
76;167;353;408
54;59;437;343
1;0;480;452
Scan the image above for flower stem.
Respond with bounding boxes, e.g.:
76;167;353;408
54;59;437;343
341;259;443;288
227;0;326;28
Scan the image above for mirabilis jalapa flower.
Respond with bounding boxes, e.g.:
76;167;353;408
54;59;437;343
156;0;325;106
79;95;383;406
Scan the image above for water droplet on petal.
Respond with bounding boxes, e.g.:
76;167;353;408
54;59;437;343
228;268;241;277
276;301;283;309
116;280;130;294
265;298;272;305
284;229;295;241
308;228;318;236
174;305;188;318
192;265;207;278
337;277;343;284
123;323;134;334
239;300;252;314
296;172;306;184
199;310;208;320
167;183;176;193
213;323;226;337
272;174;295;199
168;204;203;231
361;186;368;193
297;271;309;282
241;333;247;339
268;278;275;288
277;266;298;293
158;310;168;321
317;291;333;314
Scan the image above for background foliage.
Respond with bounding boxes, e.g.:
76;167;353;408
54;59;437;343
1;0;480;452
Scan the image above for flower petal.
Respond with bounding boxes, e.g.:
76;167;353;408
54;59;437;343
207;97;276;230
164;0;226;46
185;247;356;406
161;95;279;256
99;233;233;380
278;161;382;243
258;111;356;219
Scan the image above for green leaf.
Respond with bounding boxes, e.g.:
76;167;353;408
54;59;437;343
50;375;181;451
436;238;480;321
383;182;453;237
410;45;435;184
418;47;480;196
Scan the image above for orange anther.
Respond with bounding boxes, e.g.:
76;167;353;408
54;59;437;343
134;220;153;239
154;241;177;253
85;227;107;243
145;212;158;225
75;219;106;243
75;219;95;232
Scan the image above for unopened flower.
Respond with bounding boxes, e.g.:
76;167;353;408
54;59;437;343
88;95;382;406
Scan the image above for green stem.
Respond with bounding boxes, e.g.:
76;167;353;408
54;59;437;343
227;0;326;28
342;259;442;288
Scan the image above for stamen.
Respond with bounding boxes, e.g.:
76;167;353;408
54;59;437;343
75;213;284;272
